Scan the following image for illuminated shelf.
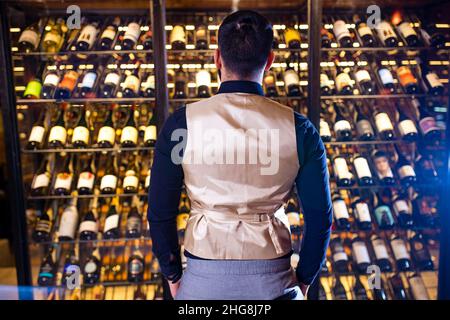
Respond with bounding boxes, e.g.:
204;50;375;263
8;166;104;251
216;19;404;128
22;146;154;154
321;46;450;52
28;192;148;201
324;140;403;146
330;183;442;190
12;49;154;57
169;96;306;103
31;236;153;246
16;97;156;104
320;94;440;100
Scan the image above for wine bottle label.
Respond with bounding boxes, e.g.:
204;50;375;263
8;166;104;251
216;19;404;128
54;173;73;191
333;157;352;180
196;70;211;87
127;216;141;231
352;242;371;264
100;174;117;190
286;212;300;227
35;219;51;233
98;126;115;145
354;157;372;179
334;119;352;133
320;120;331;137
43;73;60;87
78;25;97;47
356;119;374;136
378;68;395;85
333;199;350;219
129;259;144;275
284;28;301;45
374;205;394;225
81;72;97;89
196;28;207;40
394;199;410;215
59;206;78;238
372;238;389;260
355;202;371;222
77;172;95;190
123;175;139;189
104;214;119;231
142;75;155;90
145;171;151;188
24;80;42;98
398;119;418;136
284;70;300;87
333;20;351;41
59;71;79;91
357;24;373;37
144;125;157;142
425;72;443;88
355;69;371;83
124;75;140;93
397;66;417;87
419;117;439;135
124;22;141;43
409;277;429;300
335;72;352;92
120;126;138;144
320;73;330;88
374;156;394;179
29;125;45;143
32;173;50;189
84;261;97;274
375;112;394;131
72;126;89;144
79;220;98;233
398;22;417;38
391;239;411;260
101;27;117;41
176;213;189;231
19;30;40;49
398;165;416;178
376;21;397;43
333;252;348;262
105;72;121;86
43;32;62;46
170;25;186;44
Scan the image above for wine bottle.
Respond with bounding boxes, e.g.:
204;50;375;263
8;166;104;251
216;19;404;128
27;109;47;149
408;273;430;300
320;27;333;48
375;57;395;94
318;280;328;300
351;194;372;230
126;205;142;239
31;157;51;196
99;17;120;50
332;276;348;300
333;156;354;187
79;64;100;98
55;69;80;99
33;204;53;243
319;118;332;142
58;198;79;241
415;152;439;184
76;20;99;51
420;60;444;96
123;157;140;194
170;25;186;50
354;55;374;95
330;236;350;273
332;193;351;230
53;155;73;196
284;27;301;49
97;108;116;148
72;108;90;148
41;67;60;99
354;102;374;141
173;68;187;99
100;157;118;195
283;67;301;97
372;281;388;300
371;149;395;185
195;25;208;50
285;198;301;234
395;145;416;186
141;73;155;98
79;200;99;241
396;64;419;94
333;103;352;141
103;200;120;239
391;11;419;47
61;249;79;286
83;248;101;285
41;18;67;53
144;111;157;147
38;248;57;286
408;231;434;271
196;69;211;98
353;276;368;300
123;61;142;98
351;235;371;273
100;69;122;98
390;234;413;271
128;246;145;282
120;107;138;148
375;19;398;47
352;154;374;186
392;191;414;228
421;22;445;49
397;104;418;142
373;106;395;140
370;234;392;272
353;14;375;47
389;274;408;300
144;169;151;193
320;71;332;96
24;64;44;99
134;286;147;300
415;99;441;142
332;18;352;48
263;72;279;97
373;191;395;229
334;59;353;95
18;20;43;52
123;18;142;50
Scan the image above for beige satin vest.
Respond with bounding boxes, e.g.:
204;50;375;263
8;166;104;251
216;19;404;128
182;93;300;259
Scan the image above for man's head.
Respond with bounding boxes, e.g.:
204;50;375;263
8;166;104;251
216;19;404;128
215;10;274;82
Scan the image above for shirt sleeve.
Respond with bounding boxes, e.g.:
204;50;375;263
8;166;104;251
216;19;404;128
294;113;333;285
147;107;186;283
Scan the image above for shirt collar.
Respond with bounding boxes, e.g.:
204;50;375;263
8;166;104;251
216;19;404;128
217;80;264;96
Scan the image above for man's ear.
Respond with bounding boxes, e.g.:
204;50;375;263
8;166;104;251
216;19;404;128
214;49;222;70
264;51;275;71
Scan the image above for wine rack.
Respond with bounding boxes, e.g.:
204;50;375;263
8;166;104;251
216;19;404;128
0;0;449;300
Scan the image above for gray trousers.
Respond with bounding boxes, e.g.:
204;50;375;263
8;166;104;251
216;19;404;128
175;257;303;300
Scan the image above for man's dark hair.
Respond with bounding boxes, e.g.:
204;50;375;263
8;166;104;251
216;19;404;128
218;10;273;78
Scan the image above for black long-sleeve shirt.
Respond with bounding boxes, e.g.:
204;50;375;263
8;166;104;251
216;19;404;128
148;80;332;285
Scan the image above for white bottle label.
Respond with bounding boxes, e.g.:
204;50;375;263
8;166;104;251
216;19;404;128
356;119;374;136
398;22;417;38
170;26;186;44
352;241;371;264
79;220;98;233
355;202;371;222
354;157;372;179
333;199;349;219
105;72;120;86
334;119;352;133
101;27;116;41
29;126;45;143
355;69;371;83
84;261;97;273
54;173;72;191
32;173;50;189
123;175;139;189
335;72;352;92
81;72;97;89
372;238;389;260
124;22;141;43
376;21;397;43
358;25;373;37
320;73;330;88
398;165;416;178
43;32;61;46
320;120;331;137
124;75;140;93
284;70;300;88
43;73;60;87
426;73;443;88
145;170;151;188
333;20;351;41
144;125;157;142
19;30;40;49
59;206;78;239
77;172;95;190
394;199;411;215
98;126;115;145
391;239;410;260
398;119;418;136
410;277;429;300
333;252;348;262
120;126;138;144
104;214;119;232
196;70;211;87
48;126;67;145
334;157;352;180
72;126;89;144
378;68;394;85
78;25;97;47
375;112;394;132
100;174;117;191
142;75;155;90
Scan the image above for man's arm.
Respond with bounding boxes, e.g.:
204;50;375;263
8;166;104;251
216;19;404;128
294;114;333;286
148;107;186;283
